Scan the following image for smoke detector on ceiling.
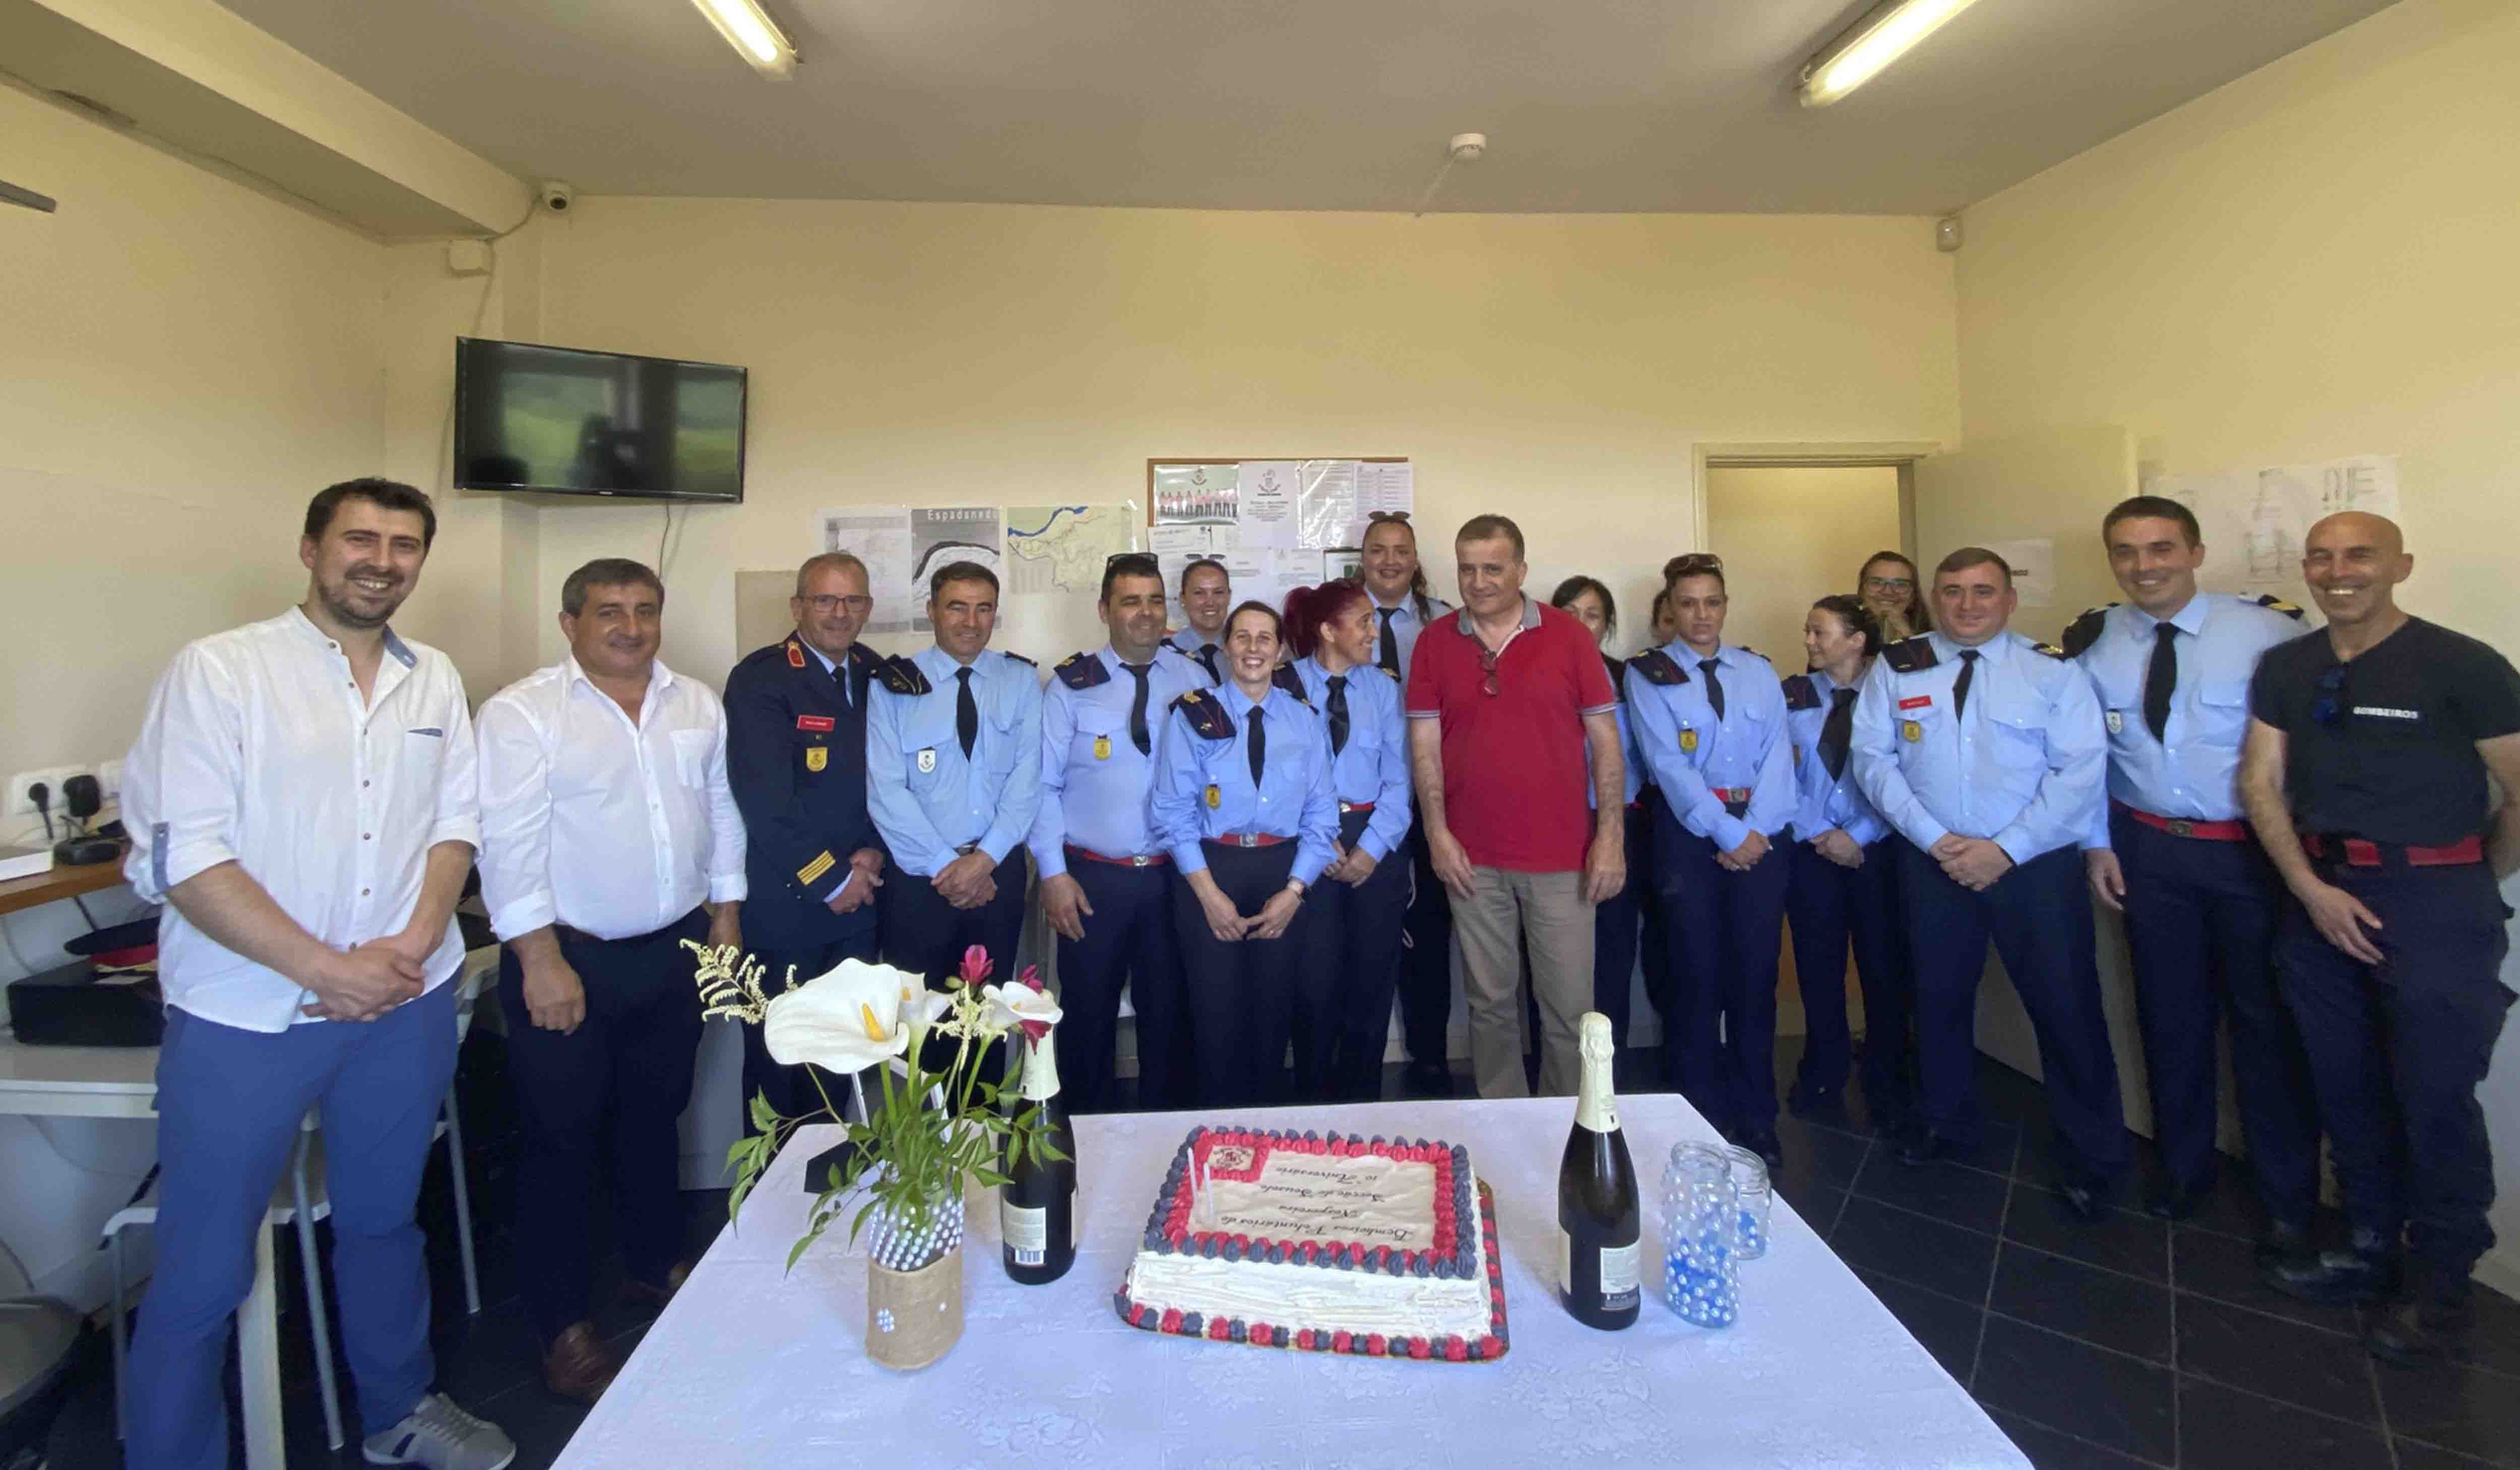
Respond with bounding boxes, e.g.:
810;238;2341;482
1447;133;1488;163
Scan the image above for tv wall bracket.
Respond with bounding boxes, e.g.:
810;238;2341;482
2;178;59;213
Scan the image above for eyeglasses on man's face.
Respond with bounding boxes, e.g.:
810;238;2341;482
800;593;873;614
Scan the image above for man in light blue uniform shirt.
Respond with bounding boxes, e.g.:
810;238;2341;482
1031;553;1210;1111
1852;545;2126;1218
868;560;1043;989
2065;494;2317;1238
1626;554;1796;1164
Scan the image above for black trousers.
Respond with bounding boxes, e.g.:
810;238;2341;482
1654;803;1791;1135
497;908;707;1343
1786;835;1914;1118
1172;841;1303;1107
740;929;882;1129
2113;811;2319;1224
1054;854;1188;1112
2278;853;2512;1281
881;847;1031;1080
1294;808;1412;1102
1396;817;1456;1067
1589;800;1666;1052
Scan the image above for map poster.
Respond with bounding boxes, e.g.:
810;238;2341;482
1005;503;1139;596
909;506;1003;631
814;505;914;634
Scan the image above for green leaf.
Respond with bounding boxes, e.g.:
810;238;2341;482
975;1169;1011;1188
1036;1139;1070;1164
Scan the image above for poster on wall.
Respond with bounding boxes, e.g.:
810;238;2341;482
1988;537;2056;609
814;505;915;634
1296;459;1361;549
2145;453;2399;610
1149;522;1239;595
1238;461;1300;549
909;506;1004;630
1004;503;1138;595
1152;463;1238;524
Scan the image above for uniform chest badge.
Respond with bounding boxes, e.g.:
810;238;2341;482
1901;720;1923;744
1205;783;1222;809
805;745;828;773
2105;710;2125;735
1679;728;1699;753
917;747;938;774
1094;734;1112;761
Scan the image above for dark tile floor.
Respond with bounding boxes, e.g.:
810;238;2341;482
36;1035;2520;1469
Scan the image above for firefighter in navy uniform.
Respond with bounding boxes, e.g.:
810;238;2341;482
2241;512;2520;1363
722;551;913;1123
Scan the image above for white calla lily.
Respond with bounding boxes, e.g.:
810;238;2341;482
980;981;1064;1037
763;957;929;1072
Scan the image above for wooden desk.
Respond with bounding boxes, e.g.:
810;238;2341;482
0;844;130;918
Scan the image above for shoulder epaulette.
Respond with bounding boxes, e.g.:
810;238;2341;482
875;655;930;696
2252;593;2306;621
1882;635;1939;674
2031;642;2071;661
1271;664;1310;704
2060;604;2116;659
1053;652;1108;690
1737;645;1759;661
1001;651;1037;668
1376;664;1400;681
1781;673;1820;711
1171;689;1235;741
783;637;807;669
1626;649;1689;687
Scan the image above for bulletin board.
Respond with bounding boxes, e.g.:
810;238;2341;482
1144;457;1412;607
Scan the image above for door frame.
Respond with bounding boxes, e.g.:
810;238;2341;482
1690;440;1943;560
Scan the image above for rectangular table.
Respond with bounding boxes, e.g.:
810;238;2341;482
556;1094;2028;1469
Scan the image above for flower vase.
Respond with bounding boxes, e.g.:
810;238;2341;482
864;1194;967;1370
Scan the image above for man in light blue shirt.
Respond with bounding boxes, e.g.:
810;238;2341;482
868;561;1043;988
1030;553;1209;1109
1851;545;2126;1217
2065;494;2317;1237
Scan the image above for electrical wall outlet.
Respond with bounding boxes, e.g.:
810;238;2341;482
7;768;73;817
98;760;125;805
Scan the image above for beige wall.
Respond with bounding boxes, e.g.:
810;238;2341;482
1941;0;2520;1285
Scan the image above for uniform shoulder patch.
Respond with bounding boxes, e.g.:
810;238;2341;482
1271;664;1310;704
1172;689;1235;741
2060;604;2117;659
1781;673;1820;711
1626;649;1689;686
784;637;807;669
875;654;931;696
2252;593;2306;620
1054;652;1109;690
1882;635;1939;674
1001;651;1038;668
2031;641;2071;661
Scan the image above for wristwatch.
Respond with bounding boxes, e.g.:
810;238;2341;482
1284;878;1308;899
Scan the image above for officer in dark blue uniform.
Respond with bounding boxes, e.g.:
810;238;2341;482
1030;553;1210;1112
1851;546;2126;1217
2240;512;2520;1361
723;551;919;1122
2064;494;2319;1239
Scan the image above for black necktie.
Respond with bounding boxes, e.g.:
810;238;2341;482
1699;658;1726;722
831;654;851;705
955;667;978;758
1953;649;1980;719
2144;622;2178;742
1819;686;1857;781
1326;675;1351;756
1377;609;1401;676
1197;644;1221;683
1124;662;1154;755
1246;707;1266;786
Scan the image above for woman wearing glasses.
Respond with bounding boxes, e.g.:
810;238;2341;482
1279;582;1414;1101
1858;551;1933;643
1626;553;1797;1168
1779;595;1915;1131
1151;600;1340;1106
1549;576;1665;1055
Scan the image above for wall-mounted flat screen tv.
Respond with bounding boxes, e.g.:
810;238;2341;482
453;337;746;502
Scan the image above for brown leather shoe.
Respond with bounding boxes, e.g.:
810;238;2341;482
618;1259;695;1314
542;1321;621;1403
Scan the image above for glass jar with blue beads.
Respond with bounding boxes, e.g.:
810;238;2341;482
1661;1141;1742;1329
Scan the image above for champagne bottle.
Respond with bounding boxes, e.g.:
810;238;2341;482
1000;1029;1077;1285
1557;1011;1640;1329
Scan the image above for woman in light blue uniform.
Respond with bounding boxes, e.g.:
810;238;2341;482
1279;582;1413;1102
1780;594;1914;1131
1549;576;1661;1054
1151;601;1340;1106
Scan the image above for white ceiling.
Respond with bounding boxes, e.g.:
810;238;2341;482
214;0;2396;215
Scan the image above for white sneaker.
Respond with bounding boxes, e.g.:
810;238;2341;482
361;1392;518;1469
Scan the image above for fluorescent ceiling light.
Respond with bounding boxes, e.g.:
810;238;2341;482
1798;0;1983;107
689;0;798;79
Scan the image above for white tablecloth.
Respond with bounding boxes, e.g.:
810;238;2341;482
553;1095;2028;1469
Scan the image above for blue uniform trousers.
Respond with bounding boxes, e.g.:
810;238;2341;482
1900;841;2129;1183
129;981;457;1470
740;930;882;1129
1396;817;1456;1067
1055;854;1189;1112
1587;800;1667;1054
1172;841;1303;1107
882;848;1032;1078
1654;797;1791;1135
2277;853;2513;1280
1787;835;1913;1120
2112;811;2320;1224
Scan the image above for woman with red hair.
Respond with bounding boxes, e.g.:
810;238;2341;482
1279;581;1415;1101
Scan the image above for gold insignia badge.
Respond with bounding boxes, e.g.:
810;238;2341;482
1205;783;1222;810
1094;734;1111;761
1679;728;1699;753
797;850;837;886
805;745;828;773
1901;720;1923;743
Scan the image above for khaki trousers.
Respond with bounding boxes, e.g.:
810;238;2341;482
1451;866;1596;1098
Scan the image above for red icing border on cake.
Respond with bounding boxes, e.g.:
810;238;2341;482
1162;1128;1462;1267
1112;1177;1511;1366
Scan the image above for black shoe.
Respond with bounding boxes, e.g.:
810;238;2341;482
1737;1129;1786;1172
1898;1131;1974;1168
2251;1218;2314;1273
1403;1060;1455;1098
2055;1181;2110;1223
2261;1227;2402;1304
2146;1176;2215;1221
2368;1284;2475;1365
1786;1079;1841;1117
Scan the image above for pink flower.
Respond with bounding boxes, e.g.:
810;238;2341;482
958;945;993;985
1017;964;1046;994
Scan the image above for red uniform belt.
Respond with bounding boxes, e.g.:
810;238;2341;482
1710;787;1752;803
1337;800;1376;815
1064;845;1169;868
2302;833;2484;868
1209;833;1291;849
2114;801;2250;842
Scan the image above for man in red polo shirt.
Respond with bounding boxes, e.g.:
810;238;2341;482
1406;514;1626;1097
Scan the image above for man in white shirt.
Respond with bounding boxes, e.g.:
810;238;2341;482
122;480;514;1470
475;558;743;1401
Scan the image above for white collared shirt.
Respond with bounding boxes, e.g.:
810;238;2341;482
123;608;481;1033
475;656;746;943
